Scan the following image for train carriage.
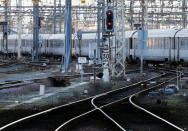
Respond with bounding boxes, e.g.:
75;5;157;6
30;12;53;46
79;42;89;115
127;29;188;64
1;29;188;65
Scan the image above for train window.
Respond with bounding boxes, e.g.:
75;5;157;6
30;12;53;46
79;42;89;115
180;38;188;50
163;38;165;49
153;38;156;49
149;38;152;49
147;39;149;48
153;38;155;49
50;40;53;47
147;38;151;49
158;38;161;49
164;38;169;49
163;38;166;49
151;38;154;49
160;38;163;49
159;38;162;49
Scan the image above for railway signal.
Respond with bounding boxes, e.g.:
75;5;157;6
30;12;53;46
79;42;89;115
105;9;114;33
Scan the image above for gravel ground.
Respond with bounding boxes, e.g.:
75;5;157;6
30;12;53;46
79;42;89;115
0;69;159;127
137;79;188;130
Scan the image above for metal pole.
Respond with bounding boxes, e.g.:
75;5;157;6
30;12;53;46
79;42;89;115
81;63;83;82
18;0;22;59
59;0;62;33
54;0;56;34
180;71;182;89
64;0;72;72
141;0;145;74
121;0;126;77
182;0;186;28
97;0;101;64
94;49;96;83
5;0;8;53
79;39;81;56
177;70;179;89
33;0;39;62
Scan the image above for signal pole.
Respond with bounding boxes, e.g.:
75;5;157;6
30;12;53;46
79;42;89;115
102;1;114;82
140;0;144;74
18;0;22;59
97;0;102;64
4;0;8;53
59;0;62;33
63;0;72;73
140;0;148;74
33;0;39;62
54;0;56;34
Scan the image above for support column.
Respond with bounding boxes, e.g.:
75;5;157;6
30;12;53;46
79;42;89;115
64;0;72;72
33;0;39;62
59;0;62;33
4;0;8;53
54;0;56;34
97;0;102;64
18;0;22;59
140;0;148;74
112;0;126;77
182;0;187;28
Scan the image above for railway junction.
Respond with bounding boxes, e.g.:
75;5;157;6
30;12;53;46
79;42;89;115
0;0;188;131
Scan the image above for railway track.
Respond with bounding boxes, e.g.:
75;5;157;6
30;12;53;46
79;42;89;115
0;67;141;92
0;70;183;131
0;80;33;91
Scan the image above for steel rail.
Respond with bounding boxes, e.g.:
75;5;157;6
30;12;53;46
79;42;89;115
55;109;97;131
57;72;181;131
91;96;126;131
129;77;185;131
0;96;93;130
55;72;168;130
0;70;167;130
96;76;184;131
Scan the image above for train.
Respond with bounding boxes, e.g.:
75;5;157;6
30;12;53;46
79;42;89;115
0;29;188;64
126;29;188;64
0;33;98;57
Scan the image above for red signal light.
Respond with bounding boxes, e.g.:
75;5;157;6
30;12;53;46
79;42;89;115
107;11;112;15
108;22;112;26
106;9;114;32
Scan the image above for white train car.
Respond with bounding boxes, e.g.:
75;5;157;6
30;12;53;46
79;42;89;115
1;29;188;64
127;29;188;64
0;33;98;57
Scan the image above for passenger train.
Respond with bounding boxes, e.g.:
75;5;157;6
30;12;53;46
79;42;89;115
0;33;98;57
0;29;188;64
126;29;188;64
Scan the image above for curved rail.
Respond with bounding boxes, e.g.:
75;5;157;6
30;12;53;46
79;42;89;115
91;96;126;131
57;72;183;131
129;77;184;131
0;70;169;130
55;73;169;130
55;73;166;130
0;96;93;130
55;109;97;131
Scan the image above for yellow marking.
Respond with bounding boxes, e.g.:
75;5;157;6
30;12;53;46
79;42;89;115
33;0;39;5
81;0;85;4
2;0;8;5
